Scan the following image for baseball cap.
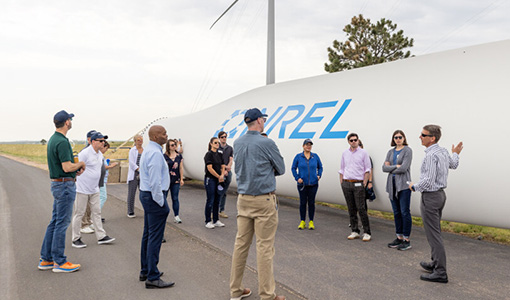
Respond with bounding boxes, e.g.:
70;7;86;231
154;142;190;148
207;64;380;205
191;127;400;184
86;130;98;138
91;132;108;141
303;139;313;146
244;108;268;124
53;110;74;123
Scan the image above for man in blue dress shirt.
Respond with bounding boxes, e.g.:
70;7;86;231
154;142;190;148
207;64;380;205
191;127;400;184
138;125;174;289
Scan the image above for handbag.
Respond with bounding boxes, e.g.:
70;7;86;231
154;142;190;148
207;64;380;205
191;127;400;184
365;186;376;202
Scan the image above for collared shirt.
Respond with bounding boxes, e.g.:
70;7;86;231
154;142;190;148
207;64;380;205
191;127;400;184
338;147;371;180
139;141;170;207
234;131;285;195
47;131;76;179
218;143;233;165
76;145;103;194
414;143;460;192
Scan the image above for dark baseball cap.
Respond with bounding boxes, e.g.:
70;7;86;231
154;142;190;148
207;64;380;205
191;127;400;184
86;130;98;138
244;108;268;124
303;139;313;146
53;110;74;123
91;132;108;141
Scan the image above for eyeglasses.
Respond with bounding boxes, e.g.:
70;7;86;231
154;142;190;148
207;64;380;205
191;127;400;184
394;136;403;140
220;136;227;139
349;139;358;142
421;133;433;138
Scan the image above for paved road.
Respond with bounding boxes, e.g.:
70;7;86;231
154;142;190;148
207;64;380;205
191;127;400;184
1;155;510;299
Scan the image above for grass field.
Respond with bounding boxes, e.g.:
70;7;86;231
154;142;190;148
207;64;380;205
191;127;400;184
2;144;510;245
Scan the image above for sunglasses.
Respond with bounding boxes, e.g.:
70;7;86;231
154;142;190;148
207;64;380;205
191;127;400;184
394;136;403;140
169;144;176;147
95;140;105;143
421;133;433;137
349;139;358;142
212;142;219;144
220;136;227;139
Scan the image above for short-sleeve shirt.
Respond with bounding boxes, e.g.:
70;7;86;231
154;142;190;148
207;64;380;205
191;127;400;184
218;144;233;165
76;146;103;194
204;150;224;179
47;131;76;179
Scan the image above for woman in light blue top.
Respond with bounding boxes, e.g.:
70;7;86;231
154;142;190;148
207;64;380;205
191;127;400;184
382;130;413;251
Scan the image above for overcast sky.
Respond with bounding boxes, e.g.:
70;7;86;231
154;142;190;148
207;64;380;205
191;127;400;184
1;0;509;142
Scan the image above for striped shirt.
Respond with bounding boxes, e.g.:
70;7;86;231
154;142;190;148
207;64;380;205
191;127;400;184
414;144;460;192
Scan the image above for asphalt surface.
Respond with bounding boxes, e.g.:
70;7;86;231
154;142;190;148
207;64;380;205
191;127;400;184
1;155;510;300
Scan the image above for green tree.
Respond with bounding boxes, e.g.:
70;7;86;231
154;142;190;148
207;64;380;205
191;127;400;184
325;14;414;73
40;139;47;145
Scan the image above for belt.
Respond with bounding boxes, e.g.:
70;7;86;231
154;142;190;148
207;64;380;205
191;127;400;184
51;178;75;182
241;191;276;196
344;179;363;183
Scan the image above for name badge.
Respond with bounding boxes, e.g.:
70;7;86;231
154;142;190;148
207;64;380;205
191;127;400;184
354;183;362;187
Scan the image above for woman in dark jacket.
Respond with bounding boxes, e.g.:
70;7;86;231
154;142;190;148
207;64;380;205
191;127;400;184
291;139;323;230
203;137;225;229
382;130;413;251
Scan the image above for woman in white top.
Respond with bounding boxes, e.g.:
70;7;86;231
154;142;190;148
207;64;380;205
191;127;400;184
127;135;143;218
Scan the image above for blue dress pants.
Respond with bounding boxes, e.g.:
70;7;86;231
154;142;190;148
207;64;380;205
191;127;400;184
140;190;169;281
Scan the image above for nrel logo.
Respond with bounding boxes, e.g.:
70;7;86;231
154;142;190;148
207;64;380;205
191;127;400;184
214;99;352;140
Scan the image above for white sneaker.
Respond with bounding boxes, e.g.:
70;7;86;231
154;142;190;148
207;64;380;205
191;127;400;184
174;216;182;223
80;226;94;234
347;232;360;240
89;224;94;230
213;220;225;227
205;222;215;229
362;233;371;242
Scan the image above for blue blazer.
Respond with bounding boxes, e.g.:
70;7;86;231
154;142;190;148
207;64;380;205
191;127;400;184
291;152;323;186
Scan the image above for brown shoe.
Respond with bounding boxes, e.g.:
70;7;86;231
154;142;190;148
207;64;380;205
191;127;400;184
230;288;251;300
219;211;229;218
274;296;286;300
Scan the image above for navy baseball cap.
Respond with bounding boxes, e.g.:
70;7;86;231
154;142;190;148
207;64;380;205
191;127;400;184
244;108;268;124
91;132;108;141
303;139;313;145
87;130;98;138
53;110;74;123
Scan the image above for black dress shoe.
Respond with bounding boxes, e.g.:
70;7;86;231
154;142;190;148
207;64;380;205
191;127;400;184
145;279;175;289
419;261;434;272
139;271;164;281
420;273;448;283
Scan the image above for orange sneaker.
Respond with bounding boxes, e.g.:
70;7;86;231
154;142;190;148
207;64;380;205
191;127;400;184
52;261;81;273
38;259;54;270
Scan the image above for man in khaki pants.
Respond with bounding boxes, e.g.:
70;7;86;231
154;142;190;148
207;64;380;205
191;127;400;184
230;108;286;300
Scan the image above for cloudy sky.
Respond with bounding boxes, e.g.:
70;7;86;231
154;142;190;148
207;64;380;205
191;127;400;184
1;0;508;142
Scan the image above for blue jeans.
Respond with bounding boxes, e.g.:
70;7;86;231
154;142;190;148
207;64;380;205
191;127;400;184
204;176;220;223
219;170;232;212
140;190;169;281
390;187;412;238
298;184;318;221
40;180;76;265
169;182;180;216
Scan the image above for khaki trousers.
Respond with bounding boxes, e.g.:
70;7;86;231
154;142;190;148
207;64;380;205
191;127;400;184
72;192;106;241
230;193;278;300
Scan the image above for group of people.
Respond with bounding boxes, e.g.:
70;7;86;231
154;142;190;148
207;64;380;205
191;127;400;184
39;107;462;300
39;111;117;273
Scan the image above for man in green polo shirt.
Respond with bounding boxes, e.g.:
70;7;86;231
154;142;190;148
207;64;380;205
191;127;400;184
38;110;85;273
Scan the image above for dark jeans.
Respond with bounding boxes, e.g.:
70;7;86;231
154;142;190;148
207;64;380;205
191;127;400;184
341;181;371;235
40;180;76;265
169;182;180;216
219;171;232;212
390;179;412;238
140;190;169;281
298;184;318;221
204;176;220;223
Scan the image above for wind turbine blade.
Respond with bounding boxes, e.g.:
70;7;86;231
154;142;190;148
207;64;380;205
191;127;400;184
210;0;239;30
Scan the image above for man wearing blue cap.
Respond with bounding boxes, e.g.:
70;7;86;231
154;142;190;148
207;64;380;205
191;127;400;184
230;108;286;300
71;132;115;248
38;110;85;273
